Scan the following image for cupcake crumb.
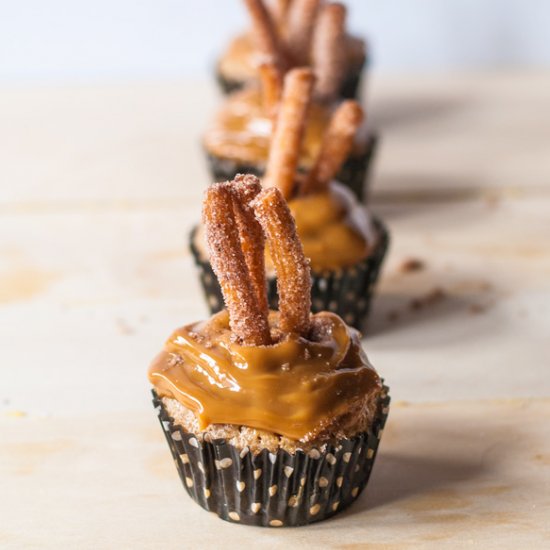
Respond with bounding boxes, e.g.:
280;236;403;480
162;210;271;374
410;287;446;311
399;257;425;273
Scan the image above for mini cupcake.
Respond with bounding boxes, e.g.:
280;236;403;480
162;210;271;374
195;69;389;331
150;180;389;527
217;0;368;100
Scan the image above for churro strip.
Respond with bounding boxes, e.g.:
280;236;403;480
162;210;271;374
312;2;347;102
203;183;271;346
264;68;315;199
258;62;282;117
269;0;293;28
252;187;311;336
301;100;364;194
243;0;286;69
286;0;321;65
231;174;269;316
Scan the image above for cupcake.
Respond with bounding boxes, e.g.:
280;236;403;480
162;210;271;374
217;0;368;100
206;2;377;203
150;180;389;527
195;69;389;331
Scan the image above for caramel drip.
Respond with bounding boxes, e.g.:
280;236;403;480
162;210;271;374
149;311;381;441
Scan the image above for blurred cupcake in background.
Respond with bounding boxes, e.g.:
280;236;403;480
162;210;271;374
217;0;369;100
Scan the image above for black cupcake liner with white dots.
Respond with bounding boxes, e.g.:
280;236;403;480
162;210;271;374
215;57;367;100
189;217;389;333
205;134;378;204
152;385;389;527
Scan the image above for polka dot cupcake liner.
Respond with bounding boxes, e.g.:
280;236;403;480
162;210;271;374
152;385;390;527
189;217;389;333
204;134;378;204
215;56;367;101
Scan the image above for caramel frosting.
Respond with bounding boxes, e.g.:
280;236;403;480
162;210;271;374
204;87;367;167
149;310;381;442
218;32;366;81
287;182;376;270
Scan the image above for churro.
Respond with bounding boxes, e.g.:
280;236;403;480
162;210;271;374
301;100;363;194
285;0;321;65
269;0;293;27
243;0;286;70
252;187;311;336
264;68;315;198
258;62;282;117
231;174;269;317
203;182;271;346
312;2;347;102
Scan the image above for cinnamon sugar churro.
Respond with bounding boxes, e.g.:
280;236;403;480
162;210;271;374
269;0;293;27
258;62;282;117
312;2;347;102
301;100;364;194
264;68;315;198
243;0;287;69
285;0;321;65
252;187;311;336
231;174;269;317
203;182;271;346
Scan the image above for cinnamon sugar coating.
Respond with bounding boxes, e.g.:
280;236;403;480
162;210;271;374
312;2;348;102
203;182;271;345
264;68;315;198
252;187;311;335
301;99;364;194
285;0;321;65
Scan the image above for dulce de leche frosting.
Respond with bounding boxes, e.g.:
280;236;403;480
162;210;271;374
204;87;368;168
204;86;329;168
149;310;381;442
287;183;377;271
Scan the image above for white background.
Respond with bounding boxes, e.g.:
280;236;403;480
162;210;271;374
1;0;550;83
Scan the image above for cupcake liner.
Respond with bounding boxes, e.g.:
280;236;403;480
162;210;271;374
152;384;390;527
216;58;366;100
189;217;389;332
204;134;378;204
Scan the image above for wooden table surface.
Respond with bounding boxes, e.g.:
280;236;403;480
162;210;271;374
1;72;549;549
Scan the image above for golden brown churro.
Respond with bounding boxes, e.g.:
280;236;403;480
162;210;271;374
252;187;311;336
312;2;347;102
269;0;293;28
203;182;271;346
243;0;287;69
285;0;321;65
231;174;269;317
264;68;315;199
258;62;283;117
301;100;364;194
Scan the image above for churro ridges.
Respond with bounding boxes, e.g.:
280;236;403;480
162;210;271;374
285;0;321;65
301;100;364;194
258;62;282;117
312;2;347;102
264;67;315;199
243;0;287;71
203;182;271;346
231;174;269;317
252;187;311;336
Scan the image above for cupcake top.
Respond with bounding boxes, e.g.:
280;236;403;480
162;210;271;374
149;176;381;444
218;0;366;101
